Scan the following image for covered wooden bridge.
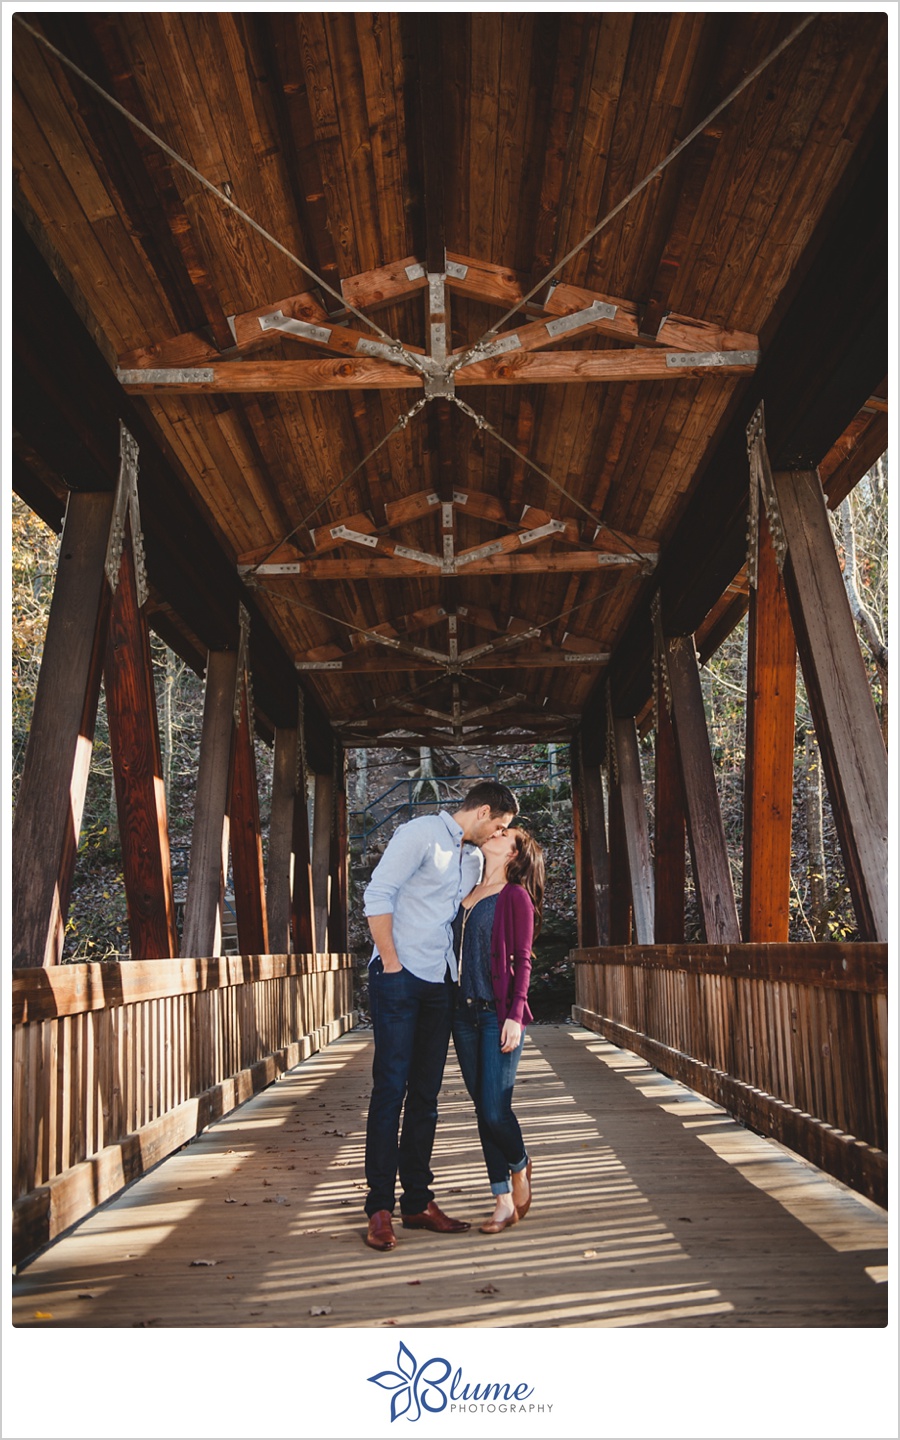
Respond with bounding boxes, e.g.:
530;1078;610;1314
11;9;887;1328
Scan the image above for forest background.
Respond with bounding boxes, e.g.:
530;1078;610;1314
11;456;888;1017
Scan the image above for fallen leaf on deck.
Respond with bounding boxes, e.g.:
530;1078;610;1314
476;1284;498;1295
310;1306;332;1316
190;1259;217;1267
407;1280;422;1286
34;1312;53;1319
77;1293;96;1300
583;1250;598;1258
274;1196;290;1205
224;1196;237;1204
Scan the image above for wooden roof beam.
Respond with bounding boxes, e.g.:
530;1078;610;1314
117;266;758;374
14;215;336;766
638;127;722;340
587;103;887;732
297;649;608;673
244;550;649;581
251;14;342;291
544;283;757;354
409;16;447;277
119;348;759;393
39;16;233;352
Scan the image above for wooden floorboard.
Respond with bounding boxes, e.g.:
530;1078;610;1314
12;1025;887;1329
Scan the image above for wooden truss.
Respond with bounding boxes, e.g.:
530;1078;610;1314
115;246;758;739
240;489;656;586
117;250;759;394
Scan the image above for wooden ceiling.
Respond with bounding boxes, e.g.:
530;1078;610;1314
11;12;888;751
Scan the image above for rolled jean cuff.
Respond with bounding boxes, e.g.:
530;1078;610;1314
490;1180;511;1196
510;1154;529;1174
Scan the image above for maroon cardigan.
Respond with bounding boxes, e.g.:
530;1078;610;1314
490;883;535;1027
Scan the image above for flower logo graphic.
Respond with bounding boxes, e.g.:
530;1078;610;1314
368;1341;451;1422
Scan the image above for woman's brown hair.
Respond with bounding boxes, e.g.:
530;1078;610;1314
505;829;545;939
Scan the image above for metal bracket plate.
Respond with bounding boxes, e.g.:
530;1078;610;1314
545;299;617;338
746;400;787;573
259;310;332;345
355;337;418;369
666;349;759;368
517;519;566;546
234;603;251;726
239;562;301;576
456;332;523;367
393;545;443;568
331;525;378;548
117;367;214;384
105;423;148;605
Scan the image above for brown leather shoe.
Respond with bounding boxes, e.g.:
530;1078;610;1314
514;1157;533;1220
480;1205;519;1234
401;1200;471;1233
365;1210;397;1251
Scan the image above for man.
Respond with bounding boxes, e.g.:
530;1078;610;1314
362;780;519;1251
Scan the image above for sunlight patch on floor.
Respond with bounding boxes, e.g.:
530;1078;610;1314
568;1029;887;1257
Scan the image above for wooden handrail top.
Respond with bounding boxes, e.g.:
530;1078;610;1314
12;953;355;1025
572;943;887;994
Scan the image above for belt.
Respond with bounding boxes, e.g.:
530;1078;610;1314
464;996;496;1012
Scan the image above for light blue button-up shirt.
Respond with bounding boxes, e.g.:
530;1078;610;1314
363;810;483;983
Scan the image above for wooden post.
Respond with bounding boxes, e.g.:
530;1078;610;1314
328;750;349;953
664;634;741;944
612;717;655;945
228;676;269;955
311;770;335;952
655;665;686;942
267;726;299;953
743;508;797;941
772;467;888;940
607;766;633;945
12;491;113;967
581;747;611;946
181;651;237;958
105;515;178;958
290;760;316;955
570;742;599;948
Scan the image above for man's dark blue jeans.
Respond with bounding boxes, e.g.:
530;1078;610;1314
365;958;453;1218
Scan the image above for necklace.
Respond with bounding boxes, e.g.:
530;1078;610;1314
464;875;504;908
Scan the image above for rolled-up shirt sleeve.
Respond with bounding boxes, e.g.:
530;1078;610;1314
363;823;427;916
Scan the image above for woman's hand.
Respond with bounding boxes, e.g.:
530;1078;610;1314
500;1019;522;1053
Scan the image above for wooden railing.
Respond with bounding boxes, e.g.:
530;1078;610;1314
573;943;887;1207
12;953;356;1265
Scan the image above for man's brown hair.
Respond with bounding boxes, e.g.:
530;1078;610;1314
458;780;519;818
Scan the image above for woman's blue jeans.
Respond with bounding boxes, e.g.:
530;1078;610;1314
451;1001;527;1194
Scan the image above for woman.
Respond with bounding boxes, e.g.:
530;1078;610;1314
451;827;544;1234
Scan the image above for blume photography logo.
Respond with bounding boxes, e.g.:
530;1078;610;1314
367;1341;547;1423
368;1342;451;1423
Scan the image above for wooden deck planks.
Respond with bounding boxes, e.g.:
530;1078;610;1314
12;1026;886;1330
